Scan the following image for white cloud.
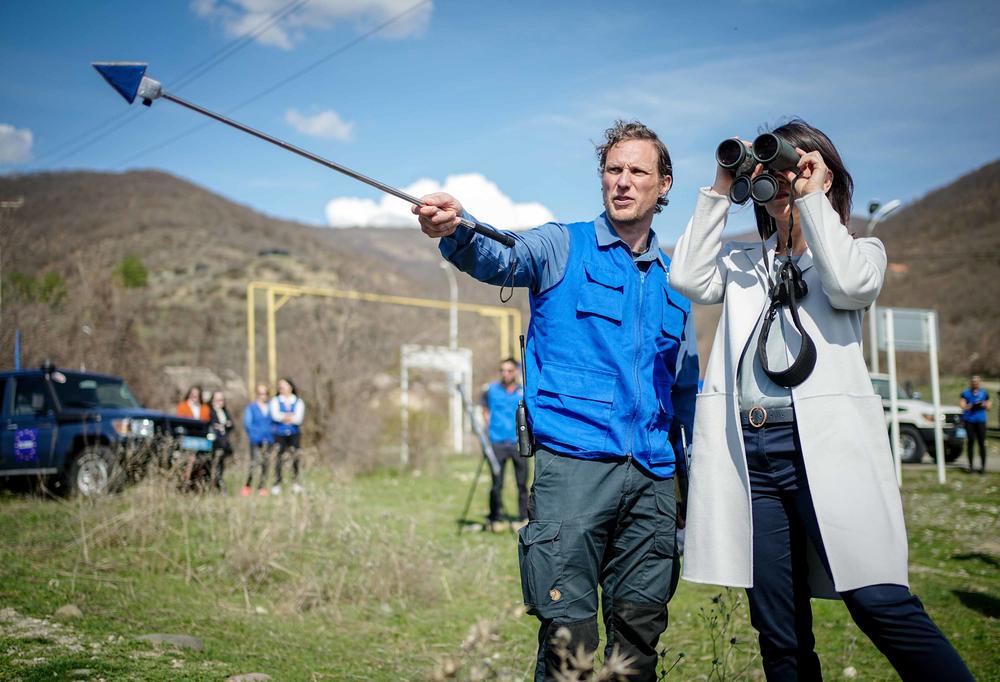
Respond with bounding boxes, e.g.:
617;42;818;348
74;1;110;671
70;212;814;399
0;124;33;165
324;173;554;229
191;0;433;50
285;108;355;141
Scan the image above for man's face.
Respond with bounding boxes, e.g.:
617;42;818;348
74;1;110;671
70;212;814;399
601;139;672;228
971;377;981;390
500;362;518;385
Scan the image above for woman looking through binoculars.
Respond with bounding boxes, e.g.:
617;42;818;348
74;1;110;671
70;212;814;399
669;119;972;680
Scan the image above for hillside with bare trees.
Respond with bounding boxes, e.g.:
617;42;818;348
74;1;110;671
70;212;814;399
0;170;525;467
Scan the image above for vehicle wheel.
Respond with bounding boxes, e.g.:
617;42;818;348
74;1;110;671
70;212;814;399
898;426;926;464
66;446;121;497
946;443;964;463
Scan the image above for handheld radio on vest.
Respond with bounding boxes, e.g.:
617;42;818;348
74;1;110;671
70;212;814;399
516;334;534;458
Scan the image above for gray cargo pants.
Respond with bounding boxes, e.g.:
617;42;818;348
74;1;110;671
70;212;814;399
518;447;678;681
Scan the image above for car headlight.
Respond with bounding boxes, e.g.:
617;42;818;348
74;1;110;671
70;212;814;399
111;418;155;438
919;413;935;424
131;418;155;438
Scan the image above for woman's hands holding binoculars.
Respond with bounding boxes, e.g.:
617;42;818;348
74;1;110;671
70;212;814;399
788;149;832;198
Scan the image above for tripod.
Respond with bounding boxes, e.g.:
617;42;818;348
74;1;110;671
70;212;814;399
455;384;501;533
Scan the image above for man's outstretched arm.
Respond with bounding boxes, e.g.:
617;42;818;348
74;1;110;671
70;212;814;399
414;192;568;292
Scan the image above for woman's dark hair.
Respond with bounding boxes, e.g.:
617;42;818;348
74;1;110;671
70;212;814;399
186;385;202;402
279;377;297;395
769;118;853;225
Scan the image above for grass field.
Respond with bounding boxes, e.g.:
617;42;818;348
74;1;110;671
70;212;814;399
1;449;998;681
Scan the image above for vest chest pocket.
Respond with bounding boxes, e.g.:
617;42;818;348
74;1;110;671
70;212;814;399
576;259;624;324
534;361;618;453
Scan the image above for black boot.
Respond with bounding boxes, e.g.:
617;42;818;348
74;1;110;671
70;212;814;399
603;600;668;680
535;617;599;682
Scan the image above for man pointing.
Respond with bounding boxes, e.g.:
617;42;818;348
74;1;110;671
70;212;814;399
415;121;698;681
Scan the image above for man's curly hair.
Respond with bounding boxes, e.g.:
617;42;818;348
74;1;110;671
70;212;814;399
595;120;673;213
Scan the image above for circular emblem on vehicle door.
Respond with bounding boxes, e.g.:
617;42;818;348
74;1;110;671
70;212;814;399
549;588;562;602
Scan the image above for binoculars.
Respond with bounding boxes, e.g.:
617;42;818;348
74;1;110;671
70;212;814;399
716;134;800;205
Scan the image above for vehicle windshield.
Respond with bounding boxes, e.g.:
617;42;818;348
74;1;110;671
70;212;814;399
871;377;912;401
51;372;141;409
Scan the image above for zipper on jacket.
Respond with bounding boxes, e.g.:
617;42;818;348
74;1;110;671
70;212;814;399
625;269;646;456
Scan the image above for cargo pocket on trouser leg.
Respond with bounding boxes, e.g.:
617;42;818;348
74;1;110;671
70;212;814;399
639;481;677;604
518;521;566;620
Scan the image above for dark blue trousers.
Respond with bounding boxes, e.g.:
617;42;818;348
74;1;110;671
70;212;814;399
742;422;973;681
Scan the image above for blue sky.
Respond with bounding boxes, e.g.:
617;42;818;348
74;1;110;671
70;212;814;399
2;0;999;244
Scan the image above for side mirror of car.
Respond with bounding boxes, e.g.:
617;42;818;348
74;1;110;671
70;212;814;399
911;391;922;400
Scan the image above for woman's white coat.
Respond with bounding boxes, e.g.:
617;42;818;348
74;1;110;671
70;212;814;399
669;188;908;595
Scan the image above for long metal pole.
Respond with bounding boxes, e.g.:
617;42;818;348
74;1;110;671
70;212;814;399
928;312;946;484
869;302;880;374
266;288;277;390
441;263;465;452
886;309;902;486
400;356;409;466
865;199;900;374
440;263;462;453
161;91;515;247
246;284;256;398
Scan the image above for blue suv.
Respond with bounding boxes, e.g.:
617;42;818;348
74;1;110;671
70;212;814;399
0;363;214;496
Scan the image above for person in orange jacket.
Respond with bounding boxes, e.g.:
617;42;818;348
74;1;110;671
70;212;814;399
176;385;209;421
175;385;209;489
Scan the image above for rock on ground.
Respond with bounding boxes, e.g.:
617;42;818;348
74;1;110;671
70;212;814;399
136;633;205;651
226;674;273;681
54;604;83;619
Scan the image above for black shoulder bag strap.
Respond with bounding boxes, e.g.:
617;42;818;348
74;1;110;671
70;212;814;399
755;192;817;388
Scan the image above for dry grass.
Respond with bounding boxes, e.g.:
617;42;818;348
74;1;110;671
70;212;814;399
66;464;451;621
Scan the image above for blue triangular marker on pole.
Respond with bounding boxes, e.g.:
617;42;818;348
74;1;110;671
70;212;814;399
92;62;148;104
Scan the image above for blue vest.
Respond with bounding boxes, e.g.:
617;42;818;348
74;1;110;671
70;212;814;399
485;381;523;443
524;220;690;478
961;388;989;423
275;397;300;436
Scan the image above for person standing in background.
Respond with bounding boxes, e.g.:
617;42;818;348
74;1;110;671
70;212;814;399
270;377;305;495
959;375;991;474
482;357;528;532
208;391;235;493
176;386;209;489
176;386;209;421
242;384;274;496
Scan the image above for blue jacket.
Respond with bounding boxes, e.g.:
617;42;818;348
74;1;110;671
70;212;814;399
242;401;273;445
441;212;698;479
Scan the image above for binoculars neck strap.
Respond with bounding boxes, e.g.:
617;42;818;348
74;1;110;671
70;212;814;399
757;276;817;388
756;188;817;389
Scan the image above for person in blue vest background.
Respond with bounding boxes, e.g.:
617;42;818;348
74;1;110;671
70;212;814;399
242;383;274;496
414;120;699;681
270;377;305;495
959;375;991;474
482;357;528;532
